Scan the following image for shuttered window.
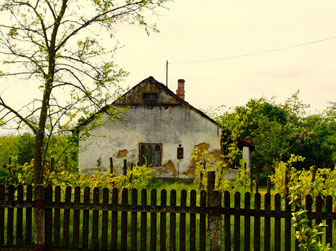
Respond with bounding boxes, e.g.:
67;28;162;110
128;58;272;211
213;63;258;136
139;143;162;166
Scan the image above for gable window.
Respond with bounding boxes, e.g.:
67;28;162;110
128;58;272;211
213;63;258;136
139;143;162;166
143;93;158;103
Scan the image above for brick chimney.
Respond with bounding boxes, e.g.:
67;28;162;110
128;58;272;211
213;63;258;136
176;79;185;100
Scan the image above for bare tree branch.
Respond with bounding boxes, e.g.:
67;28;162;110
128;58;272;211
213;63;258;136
0;96;37;133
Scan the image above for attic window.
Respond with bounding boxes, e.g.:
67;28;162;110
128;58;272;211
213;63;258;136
143;93;158;102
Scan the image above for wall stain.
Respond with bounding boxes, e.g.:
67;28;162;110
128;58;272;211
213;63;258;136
117;149;128;158
185;142;221;177
153;160;177;177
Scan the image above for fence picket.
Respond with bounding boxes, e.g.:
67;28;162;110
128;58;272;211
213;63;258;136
160;189;167;251
326;196;332;247
82;187;90;249
16;185;23;246
316;195;323;226
244;192;251;251
63;186;71;248
284;196;291;251
141;189;147;251
44;186;52;247
170;190;177;251
54;186;61;247
73;186;80;248
200;190;206;251
264;193;271;251
102;188;109;250
150;189;157;251
254;193;261;251
121;189;128;251
92;187;100;250
25;185;33;246
7;185;14;246
274;193;281;251
180;190;186;251
224;191;230;251
111;188;118;250
234;192;240;251
131;189;138;251
190;190;196;251
306;195;313;227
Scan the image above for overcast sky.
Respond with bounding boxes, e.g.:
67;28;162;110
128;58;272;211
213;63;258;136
112;0;336;113
1;0;336;135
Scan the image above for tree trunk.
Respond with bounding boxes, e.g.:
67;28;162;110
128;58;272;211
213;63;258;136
33;130;44;185
33;75;54;185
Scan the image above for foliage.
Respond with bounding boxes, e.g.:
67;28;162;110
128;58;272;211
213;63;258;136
270;155;336;200
191;146;250;193
17;133;35;165
0;156;152;194
0;0;169;184
289;185;330;251
0;157;35;187
0;134;78;172
212;92;336;180
0;135;18;164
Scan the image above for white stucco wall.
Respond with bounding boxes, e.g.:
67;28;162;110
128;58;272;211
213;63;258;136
79;105;221;178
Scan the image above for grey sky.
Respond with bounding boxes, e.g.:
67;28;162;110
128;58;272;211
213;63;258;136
1;0;336;134
113;0;336;113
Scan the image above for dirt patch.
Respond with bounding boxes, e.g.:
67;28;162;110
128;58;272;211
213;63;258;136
117;149;128;158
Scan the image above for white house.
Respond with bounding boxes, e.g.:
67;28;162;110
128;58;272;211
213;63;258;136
78;76;253;178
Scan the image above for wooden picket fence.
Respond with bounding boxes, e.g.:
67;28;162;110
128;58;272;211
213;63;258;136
0;178;336;250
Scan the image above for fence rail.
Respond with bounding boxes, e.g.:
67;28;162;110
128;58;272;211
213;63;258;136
0;181;335;250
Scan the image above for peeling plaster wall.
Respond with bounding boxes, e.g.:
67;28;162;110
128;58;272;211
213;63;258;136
79;105;220;178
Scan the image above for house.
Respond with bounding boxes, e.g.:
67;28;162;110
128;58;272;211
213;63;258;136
78;76;253;178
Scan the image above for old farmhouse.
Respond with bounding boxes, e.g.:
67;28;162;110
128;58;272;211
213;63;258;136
78;76;253;178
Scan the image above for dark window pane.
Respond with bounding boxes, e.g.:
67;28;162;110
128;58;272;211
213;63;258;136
143;93;158;100
154;145;161;165
148;144;153;165
140;144;147;165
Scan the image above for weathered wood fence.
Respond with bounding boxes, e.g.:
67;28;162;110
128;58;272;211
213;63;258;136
0;174;336;250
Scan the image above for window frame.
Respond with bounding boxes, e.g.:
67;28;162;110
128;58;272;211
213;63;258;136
139;143;162;166
142;93;159;103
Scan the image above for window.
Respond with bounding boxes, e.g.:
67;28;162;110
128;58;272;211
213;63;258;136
139;143;162;166
143;93;158;103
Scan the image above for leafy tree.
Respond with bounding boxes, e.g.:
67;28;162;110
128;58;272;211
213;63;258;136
17;132;35;165
215;92;336;179
0;135;18;164
0;0;169;184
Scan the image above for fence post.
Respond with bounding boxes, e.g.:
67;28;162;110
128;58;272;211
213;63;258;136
34;185;45;249
207;171;216;207
123;159;127;175
110;157;113;174
209;190;222;251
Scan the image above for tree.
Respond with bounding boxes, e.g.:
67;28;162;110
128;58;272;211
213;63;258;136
17;132;35;165
216;93;336;180
0;0;168;184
